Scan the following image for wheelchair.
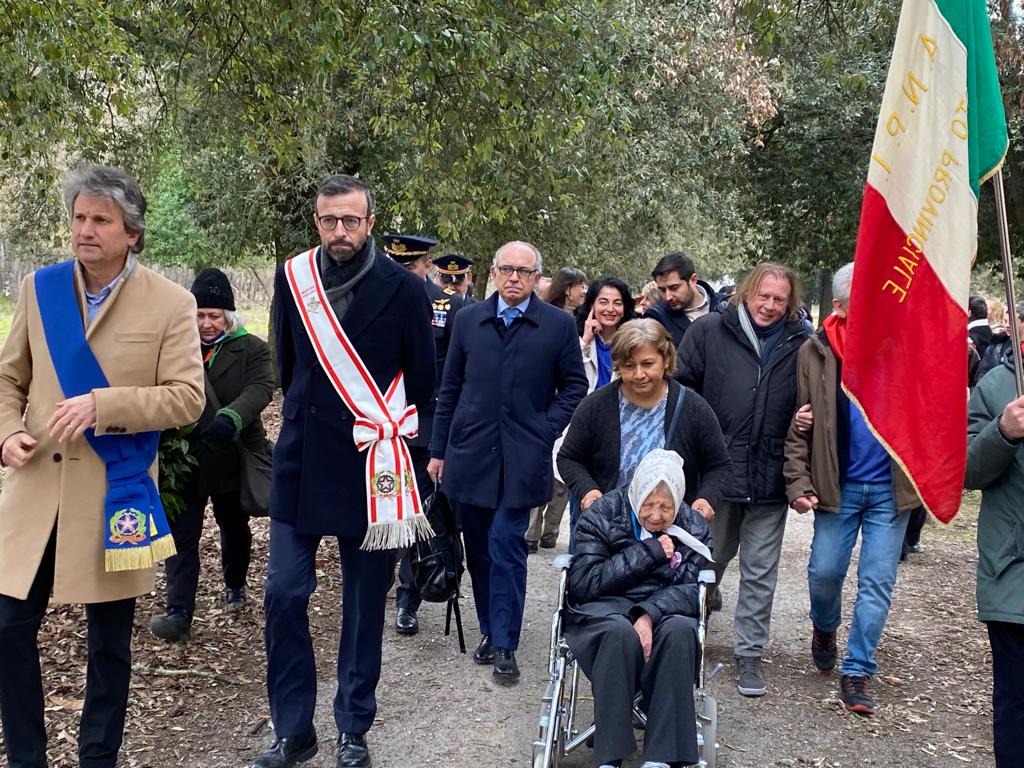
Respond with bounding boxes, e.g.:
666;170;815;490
532;559;721;767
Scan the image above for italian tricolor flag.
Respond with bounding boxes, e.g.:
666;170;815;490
844;0;1008;523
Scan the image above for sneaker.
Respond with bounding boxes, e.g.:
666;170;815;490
839;674;875;715
150;609;191;642
225;587;247;611
811;625;837;672
736;656;767;697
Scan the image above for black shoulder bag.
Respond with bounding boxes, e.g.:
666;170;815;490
665;384;686;444
410;487;467;652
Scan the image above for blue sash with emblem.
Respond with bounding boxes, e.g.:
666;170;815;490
35;260;176;572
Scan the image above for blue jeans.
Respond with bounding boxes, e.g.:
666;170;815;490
807;480;910;677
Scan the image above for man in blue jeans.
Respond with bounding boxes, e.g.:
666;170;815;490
783;263;921;715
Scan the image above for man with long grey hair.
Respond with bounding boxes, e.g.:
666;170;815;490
784;262;920;715
0;165;204;767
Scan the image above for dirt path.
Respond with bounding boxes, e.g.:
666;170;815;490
18;495;992;768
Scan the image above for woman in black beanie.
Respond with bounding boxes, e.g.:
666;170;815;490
150;268;276;642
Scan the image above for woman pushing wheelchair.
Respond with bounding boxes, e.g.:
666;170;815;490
566;449;713;768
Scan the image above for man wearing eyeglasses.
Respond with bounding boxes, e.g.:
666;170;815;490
250;175;435;768
428;241;588;683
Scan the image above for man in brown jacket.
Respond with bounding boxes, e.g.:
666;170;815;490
0;166;204;768
784;262;920;717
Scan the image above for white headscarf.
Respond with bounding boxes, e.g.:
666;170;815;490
627;449;713;562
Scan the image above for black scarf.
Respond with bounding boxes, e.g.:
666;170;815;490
752;314;787;361
319;237;376;320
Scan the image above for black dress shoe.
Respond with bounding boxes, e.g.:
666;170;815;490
527;539;539;554
248;728;318;768
395;608;419;636
493;648;520;684
337;732;371;768
473;635;495;665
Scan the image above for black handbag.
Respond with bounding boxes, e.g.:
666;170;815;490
411;489;464;601
410;489;467;651
239;438;273;518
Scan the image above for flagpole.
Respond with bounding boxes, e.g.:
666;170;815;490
991;167;1024;397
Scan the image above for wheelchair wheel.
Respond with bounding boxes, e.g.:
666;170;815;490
695;691;718;768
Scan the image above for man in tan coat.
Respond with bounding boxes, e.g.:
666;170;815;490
0;166;204;768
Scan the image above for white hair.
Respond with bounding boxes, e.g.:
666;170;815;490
223;309;245;334
492;240;543;273
832;262;854;304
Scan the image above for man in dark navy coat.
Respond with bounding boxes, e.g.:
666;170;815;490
248;175;434;768
428;241;587;683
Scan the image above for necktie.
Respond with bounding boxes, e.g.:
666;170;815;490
502;307;522;327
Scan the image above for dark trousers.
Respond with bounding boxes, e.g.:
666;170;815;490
164;471;252;617
565;614;699;767
458;497;531;650
987;620;1024;767
901;505;927;558
0;532;136;768
395;446;433;613
263;519;392;738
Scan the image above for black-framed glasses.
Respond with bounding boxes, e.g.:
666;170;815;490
317;214;370;232
495;265;538;279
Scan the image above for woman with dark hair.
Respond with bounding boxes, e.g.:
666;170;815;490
577;277;636;391
528;274;627;554
546;267;589;312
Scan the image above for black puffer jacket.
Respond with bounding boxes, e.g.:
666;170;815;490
568;487;712;625
674;304;810;504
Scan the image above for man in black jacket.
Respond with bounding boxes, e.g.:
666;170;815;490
675;262;811;698
645;251;719;347
968;295;994;361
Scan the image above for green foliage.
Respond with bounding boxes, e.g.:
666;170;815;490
1;0;1023;294
145;155;215;269
158;428;196;522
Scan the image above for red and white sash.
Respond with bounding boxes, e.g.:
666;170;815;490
285;247;433;550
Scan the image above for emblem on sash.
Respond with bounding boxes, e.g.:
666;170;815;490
109;508;148;545
372;470;398;498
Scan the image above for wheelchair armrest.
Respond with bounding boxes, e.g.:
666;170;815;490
698;569;716;584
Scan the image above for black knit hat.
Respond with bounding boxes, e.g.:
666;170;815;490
191;268;235;311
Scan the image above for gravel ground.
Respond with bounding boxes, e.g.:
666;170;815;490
12;494;993;768
248;499;992;768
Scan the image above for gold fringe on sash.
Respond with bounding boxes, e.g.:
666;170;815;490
360;515;436;551
105;547;154;573
149;532;178;563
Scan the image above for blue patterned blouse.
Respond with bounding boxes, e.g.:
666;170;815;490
615;389;667;490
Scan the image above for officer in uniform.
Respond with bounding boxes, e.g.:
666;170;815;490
382;235;465;635
433;253;476;303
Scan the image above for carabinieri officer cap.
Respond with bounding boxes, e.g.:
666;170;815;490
432;253;474;276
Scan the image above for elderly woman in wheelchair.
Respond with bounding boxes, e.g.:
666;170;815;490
562;449;713;768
